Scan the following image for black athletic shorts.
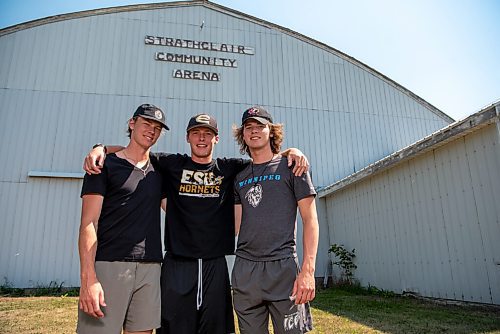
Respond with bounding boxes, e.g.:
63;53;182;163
157;255;235;334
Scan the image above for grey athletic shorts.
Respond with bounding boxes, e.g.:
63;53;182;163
77;261;161;334
232;256;313;334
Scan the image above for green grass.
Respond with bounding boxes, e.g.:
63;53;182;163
1;287;499;334
0;296;78;333
310;287;500;334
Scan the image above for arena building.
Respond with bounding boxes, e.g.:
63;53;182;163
4;1;492;305
319;102;500;304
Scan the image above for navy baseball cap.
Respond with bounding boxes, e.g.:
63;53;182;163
133;104;169;130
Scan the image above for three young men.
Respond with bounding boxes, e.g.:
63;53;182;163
78;104;168;334
232;106;319;333
81;110;310;333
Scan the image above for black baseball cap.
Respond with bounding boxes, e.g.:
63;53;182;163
241;106;273;125
133;104;169;130
186;114;218;135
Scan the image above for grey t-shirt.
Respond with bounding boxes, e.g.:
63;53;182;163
234;156;316;261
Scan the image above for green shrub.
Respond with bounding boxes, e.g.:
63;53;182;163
328;243;357;284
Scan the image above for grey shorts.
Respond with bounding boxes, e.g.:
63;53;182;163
77;261;161;334
231;256;313;334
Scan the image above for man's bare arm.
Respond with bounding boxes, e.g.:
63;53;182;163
78;194;106;318
234;204;242;236
83;145;124;175
84;145;309;176
279;148;310;176
291;196;319;304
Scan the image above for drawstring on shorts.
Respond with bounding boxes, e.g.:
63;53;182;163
196;258;203;310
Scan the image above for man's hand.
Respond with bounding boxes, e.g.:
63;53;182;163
79;279;106;318
83;146;106;175
290;270;316;305
286;148;310;176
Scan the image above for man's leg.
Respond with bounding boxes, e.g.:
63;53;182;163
268;300;313;334
159;255;198;334
232;257;270;334
77;261;134;334
123;262;161;333
198;257;235;334
265;258;313;334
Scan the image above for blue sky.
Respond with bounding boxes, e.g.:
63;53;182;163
1;0;499;121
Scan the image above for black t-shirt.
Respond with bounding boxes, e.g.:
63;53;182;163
154;153;248;259
81;153;164;262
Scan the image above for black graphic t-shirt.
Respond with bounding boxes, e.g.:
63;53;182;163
154;153;248;259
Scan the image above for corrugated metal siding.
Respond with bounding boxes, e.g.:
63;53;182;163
325;123;500;304
0;7;449;130
0;4;451;287
0;180;82;287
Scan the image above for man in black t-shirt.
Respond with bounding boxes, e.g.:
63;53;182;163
154;115;245;334
77;104;168;334
83;113;309;334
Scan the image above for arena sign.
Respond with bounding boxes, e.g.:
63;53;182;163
145;35;254;82
145;35;255;55
173;69;220;82
156;52;237;68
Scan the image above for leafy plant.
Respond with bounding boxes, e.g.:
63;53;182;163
328;243;357;284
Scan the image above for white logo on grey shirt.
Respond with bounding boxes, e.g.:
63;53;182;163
245;184;262;208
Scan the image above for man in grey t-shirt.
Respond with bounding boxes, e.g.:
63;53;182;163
232;106;319;334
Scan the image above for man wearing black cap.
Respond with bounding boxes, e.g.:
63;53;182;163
154;113;241;334
83;112;309;334
77;104;168;334
232;106;319;334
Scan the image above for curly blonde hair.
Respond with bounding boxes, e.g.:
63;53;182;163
233;122;284;156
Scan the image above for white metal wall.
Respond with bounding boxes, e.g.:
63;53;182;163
0;2;451;287
325;122;500;304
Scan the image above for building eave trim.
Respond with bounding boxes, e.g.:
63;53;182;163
318;101;500;198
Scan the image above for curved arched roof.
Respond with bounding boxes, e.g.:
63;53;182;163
0;0;453;122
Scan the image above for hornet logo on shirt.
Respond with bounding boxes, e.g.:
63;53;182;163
245;184;263;207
